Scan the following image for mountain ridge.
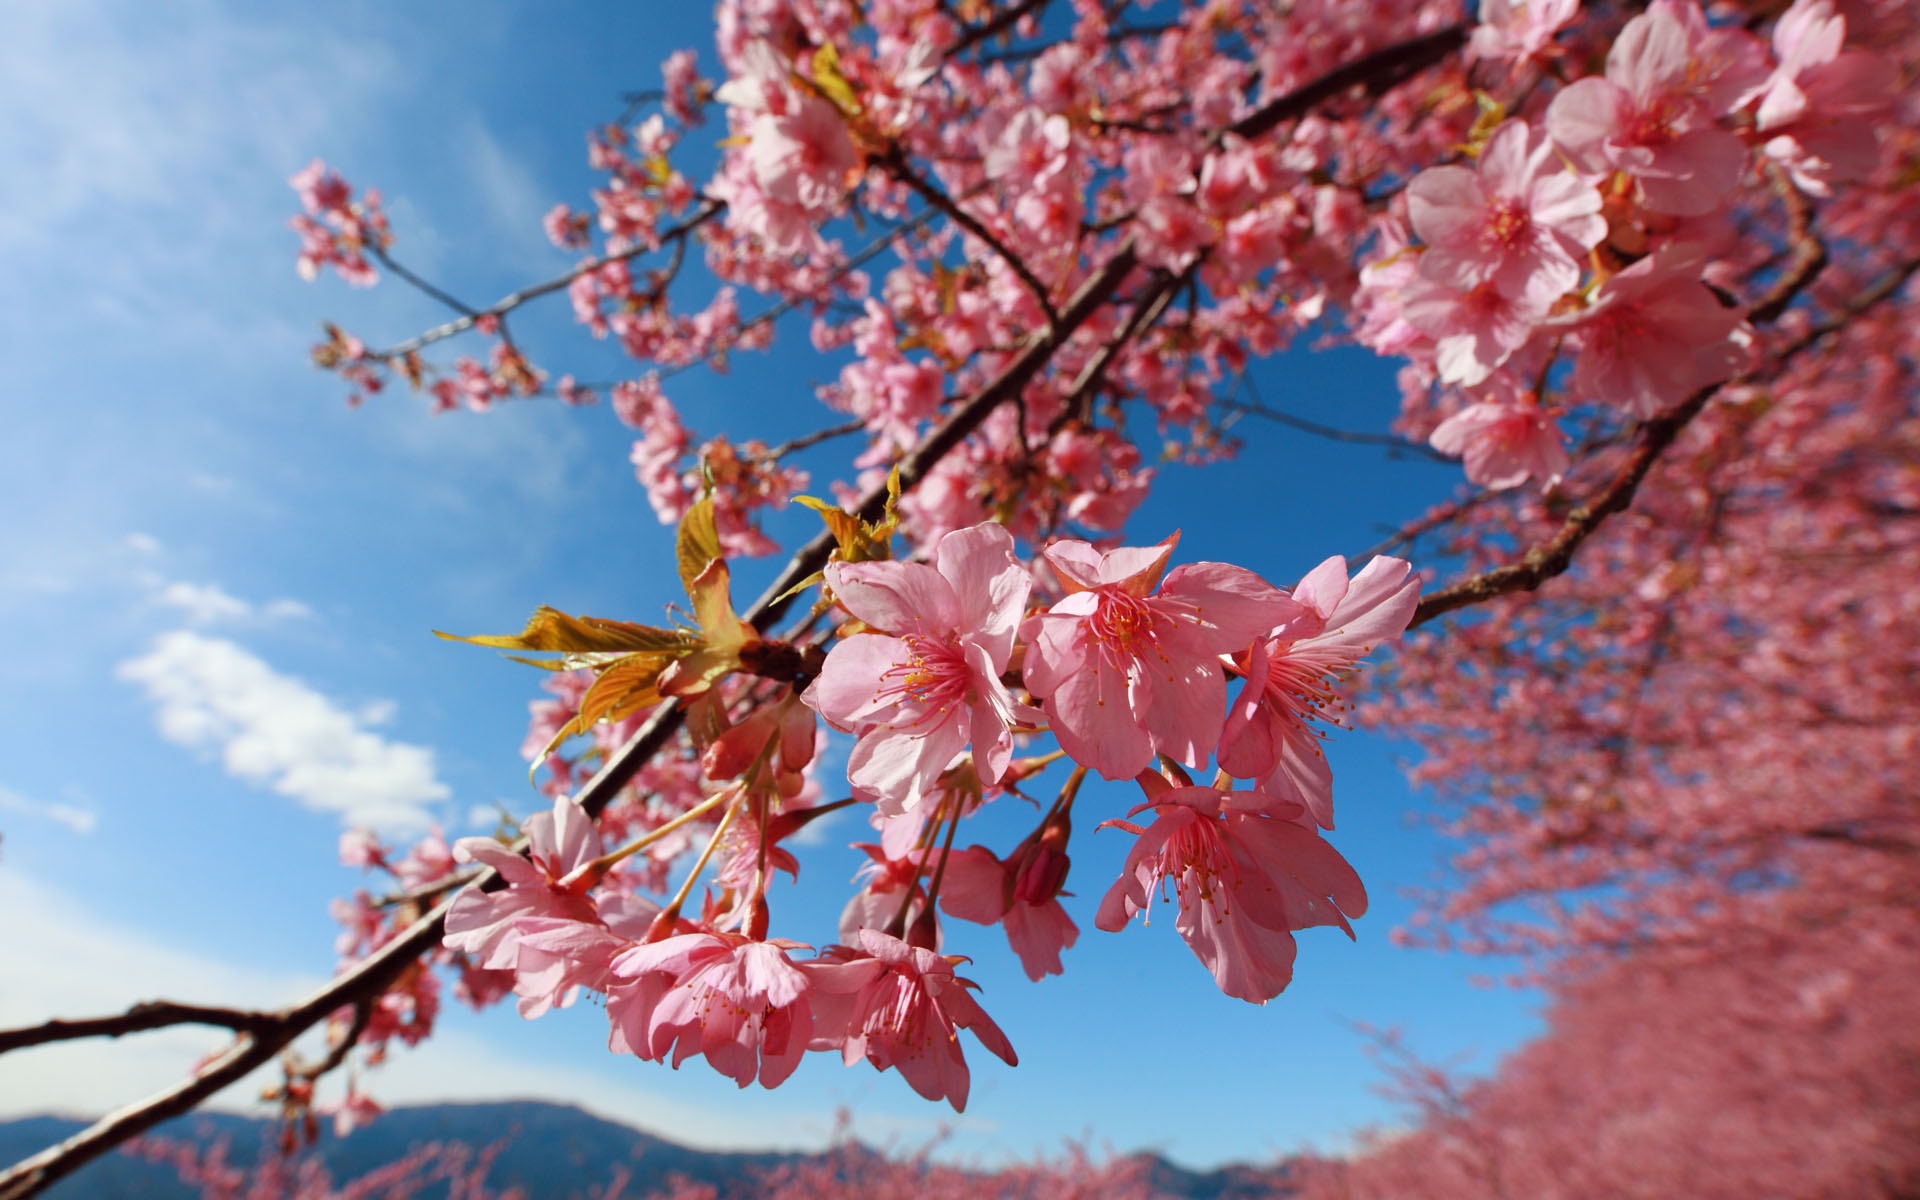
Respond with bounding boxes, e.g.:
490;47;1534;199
0;1100;1302;1198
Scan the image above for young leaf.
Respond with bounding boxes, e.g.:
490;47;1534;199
436;606;696;658
808;42;861;116
677;496;723;598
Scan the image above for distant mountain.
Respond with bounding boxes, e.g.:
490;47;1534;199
0;1101;1300;1198
0;1102;800;1200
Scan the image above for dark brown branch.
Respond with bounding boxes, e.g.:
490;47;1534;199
1411;249;1911;631
372;867;483;910
0;889;461;1200
1746;165;1826;324
0;1003;276;1056
948;0;1051;56
1053;265;1185;433
880;147;1062;330
284;997;374;1086
763;419;867;462
1223;25;1466;146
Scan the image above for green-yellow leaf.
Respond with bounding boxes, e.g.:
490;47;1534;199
677;496;723;599
809;42;861;116
436;607;695;657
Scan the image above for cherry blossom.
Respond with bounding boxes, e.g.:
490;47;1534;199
1407;118;1605;306
1751;0;1900;195
1426;399;1569;490
608;931;817;1089
806;929;1017;1112
1548;2;1768;216
1219;556;1419;829
804;521;1031;812
1562;245;1744;418
443;796;604;971
1096;780;1368;1004
1022;535;1301;781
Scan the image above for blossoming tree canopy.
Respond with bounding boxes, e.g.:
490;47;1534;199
3;0;1912;1193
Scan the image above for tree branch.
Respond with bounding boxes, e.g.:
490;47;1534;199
880;147;1062;330
947;0;1051;57
1223;25;1466;146
0;1004;276;1057
369;200;725;360
1411;249;1911;631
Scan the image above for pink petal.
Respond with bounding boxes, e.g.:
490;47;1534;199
1048;653;1153;780
935;523;1029;665
826;559;960;634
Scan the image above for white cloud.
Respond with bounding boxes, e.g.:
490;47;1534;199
124;532;161;556
0;785;97;836
263;598;316;621
154;580;252;624
116;631;449;833
151;579;313;626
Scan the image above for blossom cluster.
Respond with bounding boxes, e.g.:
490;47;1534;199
332;520;1413;1110
1362;0;1897;492
287;159;391;288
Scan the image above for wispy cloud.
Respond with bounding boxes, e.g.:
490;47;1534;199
149;578;314;625
0;784;97;835
116;631;448;832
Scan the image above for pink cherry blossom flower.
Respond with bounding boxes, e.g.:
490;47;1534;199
840;842;935;944
289;159;352;217
1022;534;1302;781
747;97;860;212
444;795;604;970
1545;1;1767;215
1407;119;1605;306
318;1082;383;1138
804;522;1032;813
1219;557;1419;829
1561;245;1744;418
509;892;660;1019
1095;782;1367;1004
937;844;1079;981
806;928;1017;1111
662;48;704;125
1469;0;1580;63
1427;399;1571;490
1400;274;1550;387
1751;0;1899;196
607;931;816;1088
393;827;457;891
338;828;385;870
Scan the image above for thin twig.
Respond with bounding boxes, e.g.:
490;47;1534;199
947;0;1052;56
369;200;725;360
0;1004;276;1056
880;147;1062;330
1411;250;1908;631
762;419;867;462
1222;385;1452;462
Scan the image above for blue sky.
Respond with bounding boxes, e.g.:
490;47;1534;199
0;0;1541;1172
